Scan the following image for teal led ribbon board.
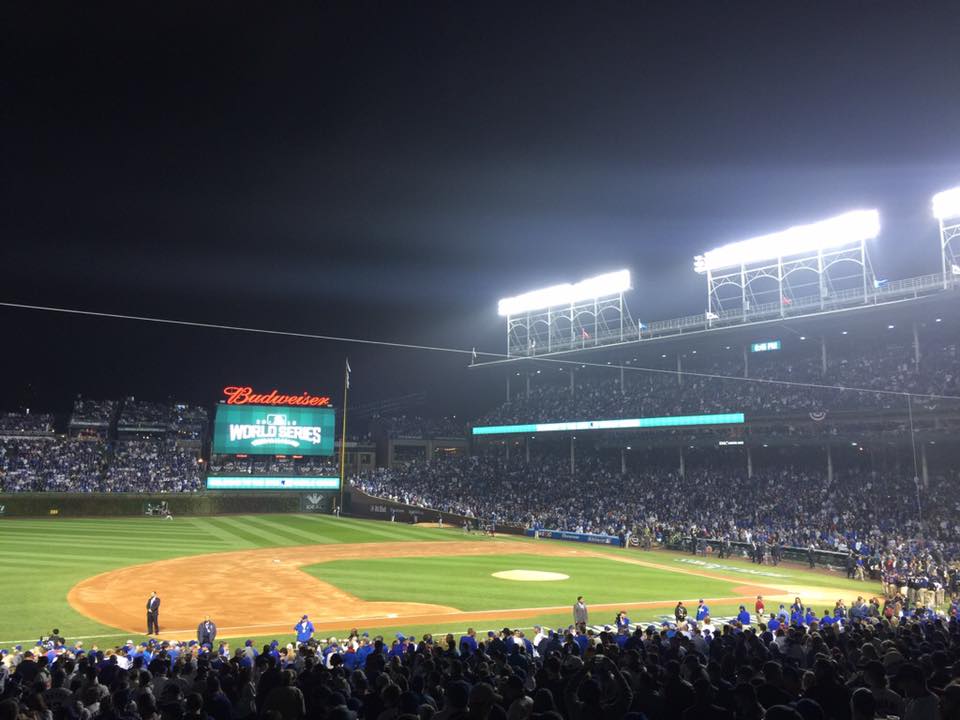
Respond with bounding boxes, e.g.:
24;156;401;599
472;412;745;436
206;476;340;490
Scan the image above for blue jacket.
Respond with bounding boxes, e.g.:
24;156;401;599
294;620;315;643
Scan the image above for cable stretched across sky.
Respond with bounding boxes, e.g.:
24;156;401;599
2;300;959;403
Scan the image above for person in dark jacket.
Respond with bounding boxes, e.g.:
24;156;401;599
197;617;217;646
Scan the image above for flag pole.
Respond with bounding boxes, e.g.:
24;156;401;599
338;359;349;516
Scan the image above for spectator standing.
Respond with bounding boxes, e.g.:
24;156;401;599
573;596;588;626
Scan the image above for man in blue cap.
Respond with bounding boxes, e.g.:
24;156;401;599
294;615;314;644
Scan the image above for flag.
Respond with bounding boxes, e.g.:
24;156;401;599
705;311;719;320
345;359;351;389
952;264;960;276
638;321;647;330
873;277;889;288
581;328;590;340
781;295;793;305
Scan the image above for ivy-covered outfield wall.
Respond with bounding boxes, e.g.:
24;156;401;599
0;491;337;517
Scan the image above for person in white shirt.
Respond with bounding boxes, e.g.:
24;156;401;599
531;626;547;656
700;616;719;638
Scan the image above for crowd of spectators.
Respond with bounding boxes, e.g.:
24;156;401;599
372;415;465;440
0;438;106;492
478;342;960;427
0;412;56;436
105;440;204;493
118;400;173;429
69;400;118;428
3;602;960;720
352;454;960;571
116;400;208;438
172;405;209;442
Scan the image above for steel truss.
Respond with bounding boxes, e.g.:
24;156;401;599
504;292;637;357
703;240;875;324
939;216;960;289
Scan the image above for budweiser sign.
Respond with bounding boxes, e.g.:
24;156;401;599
222;386;332;407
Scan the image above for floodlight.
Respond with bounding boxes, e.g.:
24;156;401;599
694;209;881;274
497;269;631;316
933;187;960;221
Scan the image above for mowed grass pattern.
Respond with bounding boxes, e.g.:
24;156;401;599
0;514;467;642
304;553;740;611
0;514;881;649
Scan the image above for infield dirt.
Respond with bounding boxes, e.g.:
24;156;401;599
67;538;853;640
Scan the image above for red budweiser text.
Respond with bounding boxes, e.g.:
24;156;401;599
222;386;332;407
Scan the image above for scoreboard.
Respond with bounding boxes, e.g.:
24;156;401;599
212;404;336;456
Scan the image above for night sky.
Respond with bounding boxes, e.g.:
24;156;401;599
2;1;959;417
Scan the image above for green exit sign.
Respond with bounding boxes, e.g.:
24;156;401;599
751;340;781;353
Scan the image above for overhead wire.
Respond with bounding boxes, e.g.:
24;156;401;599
3;300;959;403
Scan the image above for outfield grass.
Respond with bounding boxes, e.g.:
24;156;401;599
306;553;739;610
0;514;882;650
0;514;463;644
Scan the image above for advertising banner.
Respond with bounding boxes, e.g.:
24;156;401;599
524;528;620;545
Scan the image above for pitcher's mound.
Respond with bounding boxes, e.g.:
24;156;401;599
492;569;569;582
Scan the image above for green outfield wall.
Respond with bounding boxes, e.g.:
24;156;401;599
0;491;337;517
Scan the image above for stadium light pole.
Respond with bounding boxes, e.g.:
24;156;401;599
496;269;634;357
693;209;881;325
932;186;960;290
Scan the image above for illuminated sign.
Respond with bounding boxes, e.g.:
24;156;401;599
206;476;340;491
750;340;781;353
718;440;745;446
222;386;332;407
213;405;336;455
472;412;745;436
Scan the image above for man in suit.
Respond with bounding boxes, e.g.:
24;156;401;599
146;592;161;635
573;596;588;626
197;617;217;646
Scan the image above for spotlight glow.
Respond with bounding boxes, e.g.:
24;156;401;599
694;210;880;273
933;187;960;221
497;270;631;316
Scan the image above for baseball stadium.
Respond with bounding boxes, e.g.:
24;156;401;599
6;9;960;715
3;193;960;673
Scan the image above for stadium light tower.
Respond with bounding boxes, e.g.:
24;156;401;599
932;186;960;289
497;269;636;357
693;209;881;326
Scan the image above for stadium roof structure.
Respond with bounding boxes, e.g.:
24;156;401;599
497;269;640;358
478;195;960;365
934;186;960;289
693;209;881;325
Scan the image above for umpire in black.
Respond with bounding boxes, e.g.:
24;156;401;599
146;591;161;635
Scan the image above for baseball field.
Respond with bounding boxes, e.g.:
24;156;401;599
0;514;881;648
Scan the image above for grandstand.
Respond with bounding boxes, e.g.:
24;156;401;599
1;217;960;720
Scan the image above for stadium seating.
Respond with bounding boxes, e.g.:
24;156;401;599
478;341;960;427
1;603;959;720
